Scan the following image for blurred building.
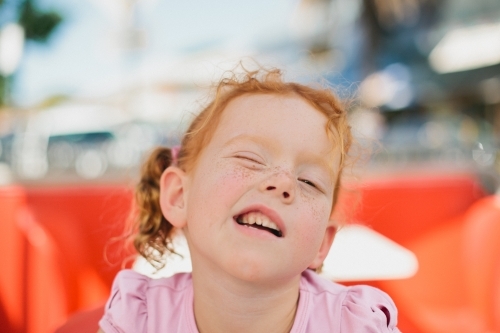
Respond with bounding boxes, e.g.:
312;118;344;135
0;0;499;189
291;0;500;191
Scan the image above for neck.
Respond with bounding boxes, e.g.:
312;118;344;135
191;265;301;333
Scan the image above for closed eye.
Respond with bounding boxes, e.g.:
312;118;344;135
236;155;261;163
233;154;265;168
298;178;317;188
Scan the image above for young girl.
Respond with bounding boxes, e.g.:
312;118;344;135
98;68;400;332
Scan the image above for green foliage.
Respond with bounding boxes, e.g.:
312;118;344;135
0;0;63;106
19;0;62;42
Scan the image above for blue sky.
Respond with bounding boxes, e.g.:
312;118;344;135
13;0;298;106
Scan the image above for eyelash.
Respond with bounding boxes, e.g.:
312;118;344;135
299;178;317;188
239;156;258;162
235;155;264;168
237;155;259;163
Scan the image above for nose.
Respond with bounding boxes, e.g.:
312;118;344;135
260;172;295;203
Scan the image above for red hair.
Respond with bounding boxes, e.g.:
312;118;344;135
130;68;352;269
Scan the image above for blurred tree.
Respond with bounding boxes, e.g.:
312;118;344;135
19;0;62;42
0;0;62;106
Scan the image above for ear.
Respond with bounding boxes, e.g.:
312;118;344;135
308;224;337;269
159;166;187;228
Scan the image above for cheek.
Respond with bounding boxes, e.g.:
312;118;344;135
212;161;256;199
294;197;331;249
189;162;254;218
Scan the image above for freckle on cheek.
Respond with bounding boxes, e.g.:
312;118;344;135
312;204;327;222
216;164;253;191
234;166;253;180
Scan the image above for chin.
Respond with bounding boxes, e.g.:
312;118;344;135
227;257;304;285
227;258;269;282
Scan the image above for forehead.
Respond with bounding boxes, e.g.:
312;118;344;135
219;93;324;130
211;93;339;165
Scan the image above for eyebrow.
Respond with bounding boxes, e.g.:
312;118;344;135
302;154;334;172
300;153;338;185
224;134;337;178
222;134;271;149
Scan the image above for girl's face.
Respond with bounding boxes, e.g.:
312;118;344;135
182;93;339;283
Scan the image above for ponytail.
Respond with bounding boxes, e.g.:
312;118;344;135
133;147;178;269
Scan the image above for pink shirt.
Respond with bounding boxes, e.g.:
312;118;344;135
99;269;400;332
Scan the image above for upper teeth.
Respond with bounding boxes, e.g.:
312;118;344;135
240;212;280;232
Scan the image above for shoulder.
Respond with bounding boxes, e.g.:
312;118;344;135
299;270;400;332
340;284;400;332
98;270;193;333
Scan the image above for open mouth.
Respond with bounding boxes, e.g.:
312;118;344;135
235;211;283;238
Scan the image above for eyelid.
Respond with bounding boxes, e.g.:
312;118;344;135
298;177;327;193
299;178;316;187
299;178;317;188
234;152;265;164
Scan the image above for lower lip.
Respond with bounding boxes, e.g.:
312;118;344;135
233;219;281;240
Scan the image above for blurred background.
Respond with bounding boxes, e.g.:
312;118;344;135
0;0;499;332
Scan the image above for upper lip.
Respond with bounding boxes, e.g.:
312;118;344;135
233;204;286;237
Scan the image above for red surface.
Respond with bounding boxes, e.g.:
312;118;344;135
54;304;104;333
335;171;487;333
21;211;68;333
462;196;500;331
0;185;133;333
0;186;27;333
25;185;133;295
24;185;134;321
339;172;485;244
0;171;492;333
378;196;500;333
